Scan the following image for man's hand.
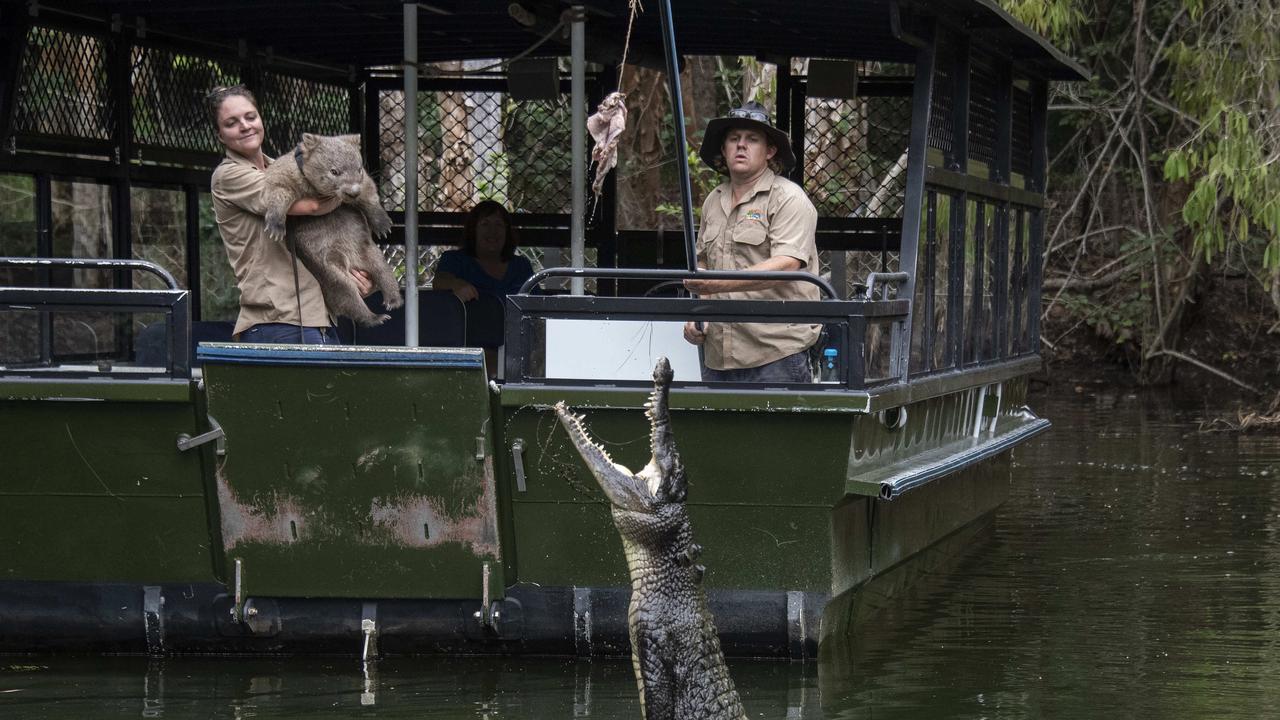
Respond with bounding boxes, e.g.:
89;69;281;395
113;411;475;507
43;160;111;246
350;269;374;297
683;320;706;345
683;277;724;295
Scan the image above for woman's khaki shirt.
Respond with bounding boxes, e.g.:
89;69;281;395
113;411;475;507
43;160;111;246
211;150;330;337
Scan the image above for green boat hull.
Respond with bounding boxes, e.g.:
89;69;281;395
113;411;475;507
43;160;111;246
0;345;1044;657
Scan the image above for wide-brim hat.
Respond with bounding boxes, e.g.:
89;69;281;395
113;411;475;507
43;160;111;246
698;101;796;173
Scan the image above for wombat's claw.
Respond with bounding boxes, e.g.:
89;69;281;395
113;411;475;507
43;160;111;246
370;212;392;238
264;217;287;241
383;293;404;310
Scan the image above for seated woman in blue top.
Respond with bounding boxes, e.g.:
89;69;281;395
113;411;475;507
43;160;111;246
432;200;534;303
432;200;533;376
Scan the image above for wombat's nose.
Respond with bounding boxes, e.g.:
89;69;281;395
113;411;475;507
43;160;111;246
345;185;361;197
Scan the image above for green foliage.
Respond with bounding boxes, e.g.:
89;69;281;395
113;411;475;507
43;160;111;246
999;0;1084;48
656;145;719;220
1159;3;1280;271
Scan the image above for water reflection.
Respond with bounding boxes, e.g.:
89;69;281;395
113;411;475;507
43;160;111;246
2;388;1277;719
0;656;816;719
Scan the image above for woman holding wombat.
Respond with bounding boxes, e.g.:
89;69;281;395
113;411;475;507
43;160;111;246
207;85;374;343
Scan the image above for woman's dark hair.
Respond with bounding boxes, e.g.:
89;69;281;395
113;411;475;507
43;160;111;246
461;199;519;260
205;84;260;128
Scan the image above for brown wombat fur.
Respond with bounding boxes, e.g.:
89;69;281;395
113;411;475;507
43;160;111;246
262;133;402;327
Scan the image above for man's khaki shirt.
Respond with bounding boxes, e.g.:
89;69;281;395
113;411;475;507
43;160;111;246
696;169;821;370
212;150;330;337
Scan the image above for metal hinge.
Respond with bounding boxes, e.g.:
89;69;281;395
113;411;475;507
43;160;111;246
177;415;225;455
511;438;527;492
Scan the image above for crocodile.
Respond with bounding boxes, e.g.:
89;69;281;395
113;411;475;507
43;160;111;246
555;357;747;720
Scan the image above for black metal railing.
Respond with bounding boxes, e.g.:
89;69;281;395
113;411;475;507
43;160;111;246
0;257;191;378
505;267;908;390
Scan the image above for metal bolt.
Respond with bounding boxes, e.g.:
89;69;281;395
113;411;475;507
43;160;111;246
246;606;258;617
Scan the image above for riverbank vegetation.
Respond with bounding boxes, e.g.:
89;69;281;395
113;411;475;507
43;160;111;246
1004;0;1280;404
611;1;1278;405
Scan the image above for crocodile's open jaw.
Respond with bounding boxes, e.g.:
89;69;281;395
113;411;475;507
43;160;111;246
554;357;687;514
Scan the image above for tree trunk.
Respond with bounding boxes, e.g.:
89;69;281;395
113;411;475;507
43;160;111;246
616;66;669;230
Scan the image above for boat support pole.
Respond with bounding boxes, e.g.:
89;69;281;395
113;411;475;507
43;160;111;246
570;5;586;295
658;0;698;271
403;1;420;345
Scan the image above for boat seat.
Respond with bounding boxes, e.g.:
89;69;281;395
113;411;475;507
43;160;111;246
135;319;233;367
335;290;503;349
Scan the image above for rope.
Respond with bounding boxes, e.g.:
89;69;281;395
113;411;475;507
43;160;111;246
616;0;643;88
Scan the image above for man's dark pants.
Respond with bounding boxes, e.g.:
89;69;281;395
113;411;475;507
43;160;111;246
700;350;812;383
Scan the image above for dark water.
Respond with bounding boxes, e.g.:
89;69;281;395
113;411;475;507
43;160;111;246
4;386;1278;719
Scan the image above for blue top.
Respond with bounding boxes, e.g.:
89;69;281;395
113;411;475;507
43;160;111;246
436;250;535;297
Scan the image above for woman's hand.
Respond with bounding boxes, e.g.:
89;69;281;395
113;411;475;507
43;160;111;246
451;282;479;303
350;269;374;297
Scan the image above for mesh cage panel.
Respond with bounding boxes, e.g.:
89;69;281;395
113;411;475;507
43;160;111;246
968;53;998;167
1011;88;1033;178
14;27;113;141
818;250;901;298
927;63;952;158
803;88;911;218
378;240;560;285
378;88;575;214
132;46;239;154
380;243;447;289
259;72;351;158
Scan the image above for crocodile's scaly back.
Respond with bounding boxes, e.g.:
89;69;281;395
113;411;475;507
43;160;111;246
555;358;747;720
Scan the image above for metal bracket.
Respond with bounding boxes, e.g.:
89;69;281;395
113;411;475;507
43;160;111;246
573;586;592;657
361;601;379;662
177;415;225;455
143;585;164;656
511;438;527;492
473;561;503;633
241;597;280;635
230;558;243;622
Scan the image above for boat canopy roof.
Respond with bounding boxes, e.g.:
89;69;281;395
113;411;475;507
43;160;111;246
19;0;1087;81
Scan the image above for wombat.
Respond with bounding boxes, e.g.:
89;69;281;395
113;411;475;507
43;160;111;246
263;133;402;327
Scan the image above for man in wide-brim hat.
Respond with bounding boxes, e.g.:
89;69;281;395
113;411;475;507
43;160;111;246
682;101;821;384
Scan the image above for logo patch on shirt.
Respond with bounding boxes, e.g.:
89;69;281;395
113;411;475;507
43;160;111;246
744;209;766;222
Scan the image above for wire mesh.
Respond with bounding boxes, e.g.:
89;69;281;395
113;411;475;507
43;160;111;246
379;243;584;291
817;249;901;298
377;87;575;214
1011;87;1033;178
14;27;113;141
132;46;239;154
259;72;351;158
927;63;953;159
802;89;911;218
968;53;998;167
